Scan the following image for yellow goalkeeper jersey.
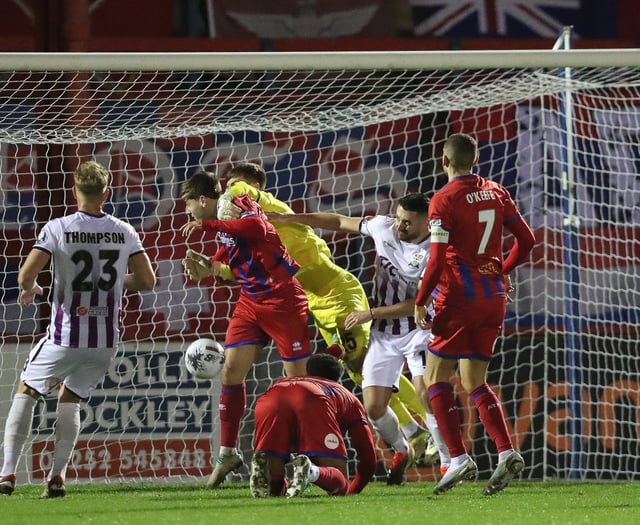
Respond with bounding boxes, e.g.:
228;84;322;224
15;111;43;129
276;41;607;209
227;180;339;294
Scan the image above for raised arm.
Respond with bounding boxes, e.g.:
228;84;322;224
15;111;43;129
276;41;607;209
267;211;362;234
345;298;417;330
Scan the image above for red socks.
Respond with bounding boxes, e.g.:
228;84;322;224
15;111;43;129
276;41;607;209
316;467;348;496
219;383;246;448
470;384;513;453
428;382;467;457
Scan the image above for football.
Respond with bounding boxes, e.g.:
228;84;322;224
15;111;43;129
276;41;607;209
184;338;225;379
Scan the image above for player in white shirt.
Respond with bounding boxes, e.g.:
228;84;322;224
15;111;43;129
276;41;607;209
0;161;155;498
269;193;449;485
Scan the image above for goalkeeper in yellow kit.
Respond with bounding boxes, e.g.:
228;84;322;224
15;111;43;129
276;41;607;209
184;162;439;472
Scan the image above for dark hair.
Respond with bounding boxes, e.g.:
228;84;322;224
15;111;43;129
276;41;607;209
444;133;478;171
181;170;223;200
306;353;343;381
228;162;268;190
398;192;430;214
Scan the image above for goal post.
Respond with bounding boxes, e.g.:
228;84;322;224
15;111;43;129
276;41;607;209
0;48;639;485
4;48;640;70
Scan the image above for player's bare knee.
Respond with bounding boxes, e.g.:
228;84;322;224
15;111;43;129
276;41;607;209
16;382;42;400
364;402;387;420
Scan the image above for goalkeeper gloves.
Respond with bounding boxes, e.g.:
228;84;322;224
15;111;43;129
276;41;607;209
217;192;242;220
182;249;214;281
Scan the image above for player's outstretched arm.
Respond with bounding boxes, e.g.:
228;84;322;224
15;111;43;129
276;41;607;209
182;249;214;281
182;249;234;282
345;299;416;329
267;211;362;234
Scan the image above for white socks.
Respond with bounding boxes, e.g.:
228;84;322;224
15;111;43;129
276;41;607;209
48;402;81;481
498;448;516;463
401;419;421;439
308;464;320;483
219;446;236;456
449;453;471;469
425;413;451;465
0;393;37;476
370;407;408;454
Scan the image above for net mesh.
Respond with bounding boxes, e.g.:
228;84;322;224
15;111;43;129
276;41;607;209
0;54;639;484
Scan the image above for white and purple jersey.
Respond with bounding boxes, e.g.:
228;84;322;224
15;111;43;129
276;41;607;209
33;210;144;348
360;216;430;336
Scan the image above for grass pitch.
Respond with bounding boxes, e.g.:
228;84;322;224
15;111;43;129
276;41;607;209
1;480;638;525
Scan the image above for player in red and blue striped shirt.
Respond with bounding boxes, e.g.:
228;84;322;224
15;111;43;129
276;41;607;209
414;133;535;496
180;170;310;489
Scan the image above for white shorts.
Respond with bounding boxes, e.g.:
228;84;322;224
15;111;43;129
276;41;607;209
361;328;430;390
21;337;118;400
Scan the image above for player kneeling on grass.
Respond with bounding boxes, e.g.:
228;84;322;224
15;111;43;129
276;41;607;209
249;354;376;498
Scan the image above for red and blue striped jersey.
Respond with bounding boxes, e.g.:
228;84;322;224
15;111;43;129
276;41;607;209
427;174;524;302
204;194;301;300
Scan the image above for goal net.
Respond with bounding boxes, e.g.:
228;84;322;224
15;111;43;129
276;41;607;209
0;49;639;485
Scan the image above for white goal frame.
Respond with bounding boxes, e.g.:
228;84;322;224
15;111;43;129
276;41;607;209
2;48;639;71
0;47;639;485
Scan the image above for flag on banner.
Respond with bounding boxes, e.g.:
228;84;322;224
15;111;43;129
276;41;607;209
410;0;622;39
213;0;395;38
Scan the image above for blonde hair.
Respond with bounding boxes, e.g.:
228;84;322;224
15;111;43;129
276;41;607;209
73;161;109;197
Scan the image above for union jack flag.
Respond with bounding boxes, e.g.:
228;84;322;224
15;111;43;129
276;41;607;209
410;0;582;38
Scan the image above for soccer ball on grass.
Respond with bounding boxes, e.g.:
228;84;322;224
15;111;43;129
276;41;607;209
184;338;225;379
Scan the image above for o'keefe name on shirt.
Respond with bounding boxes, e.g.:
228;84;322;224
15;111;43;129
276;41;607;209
465;190;496;203
64;231;126;244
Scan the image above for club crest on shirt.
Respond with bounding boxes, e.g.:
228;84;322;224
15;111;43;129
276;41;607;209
409;251;425;268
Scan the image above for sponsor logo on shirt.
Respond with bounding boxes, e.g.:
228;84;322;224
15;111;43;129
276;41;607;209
75;306;109;317
478;262;500;275
216;231;236;247
324;433;340;450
